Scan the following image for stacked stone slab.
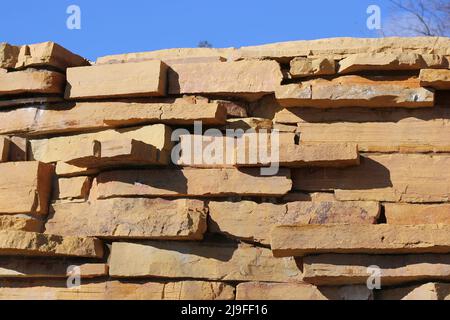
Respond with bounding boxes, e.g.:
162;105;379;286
0;37;449;300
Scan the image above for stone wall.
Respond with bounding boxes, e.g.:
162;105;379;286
0;37;450;300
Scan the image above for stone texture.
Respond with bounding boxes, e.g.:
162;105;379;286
282;192;336;202
0;162;54;215
0;215;43;232
168;60;283;100
293;154;450;203
7;136;27;161
236;282;373;300
377;282;450;300
275;76;434;108
223;118;273;131
420;69;450;90
53;177;91;200
55;162;100;178
0;280;235;300
0;96;63;109
208;200;380;245
109;242;302;282
0;99;227;136
30;124;172;164
0;258;107;278
66;60;167;99
0;136;9;162
67;138;169;168
0;70;65;97
384;203;450;225
303;254;450;286
271;224;450;257
94;168;292;198
0;230;103;258
290;57;336;78
338;53;428;74
297;119;450;152
45;198;207;240
0;42;89;70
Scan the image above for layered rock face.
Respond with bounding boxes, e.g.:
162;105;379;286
0;37;449;300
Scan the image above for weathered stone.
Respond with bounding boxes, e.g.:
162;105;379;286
0;215;43;232
30;124;172;164
0;136;9;162
297;120;450;152
0;280;235;300
0;42;89;70
275;76;434;108
271;224;450;257
0;96;63;109
55;162;99;178
0;258;107;278
0;162;54;215
0;230;103;258
420;69;450;90
377;282;450;300
110;241;301;282
303;254;450;286
53;177;91;200
384;203;450;225
168;60;283;101
282;192;336;202
208;200;379;245
290;57;336;78
0;99;227;136
7;136;27;161
236;282;373;300
273;123;298;132
216;100;248;118
338;53;427;74
0;70;65;97
293;154;450;203
223;118;273;131
46;198;207;240
94;168;292;198
66;60;167;99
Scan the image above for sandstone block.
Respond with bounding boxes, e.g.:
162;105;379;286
303;254;450;286
0;280;234;300
0;70;65;97
290;57;336;78
420;69;450;90
109;242;302;282
168;60;283;101
275;76;434;108
223;118;273;131
0;215;43;232
7;136;27;161
377;282;450;300
293;154;450;203
55;162;100;178
0;230;103;258
94;168;292;198
53;177;91;200
208;200;379;245
236;282;373;300
384;203;450;225
271;224;450;257
66;60;167;99
46;198;207;240
0;136;9;162
0;162;54;215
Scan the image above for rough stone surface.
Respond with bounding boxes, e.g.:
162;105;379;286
236;282;373;300
293;154;450;203
0;230;103;258
109;242;302;282
66;60;168;99
420;69;450;90
46;198;207;240
290;57;336;78
0;162;54;215
7;136;27;161
0;280;235;300
377;282;450;300
303;254;450;286
384;203;450;225
168;60;283;100
0;136;9;162
0;215;43;232
53;177;91;200
208;200;380;245
271;224;450;257
276;76;434;108
94;168;292;198
0;70;65;97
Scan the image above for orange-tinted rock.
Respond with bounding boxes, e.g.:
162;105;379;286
0;70;65;97
384;203;450;225
420;69;450;90
0;215;43;232
0;136;9;162
290;57;336;78
53;177;91;200
377;283;450;300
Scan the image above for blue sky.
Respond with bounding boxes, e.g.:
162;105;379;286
1;0;394;60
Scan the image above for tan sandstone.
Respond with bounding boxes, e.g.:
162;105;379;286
0;215;43;232
53;176;91;200
290;57;336;77
0;136;9;162
420;69;450;90
0;70;65;97
384;203;450;225
377;282;450;300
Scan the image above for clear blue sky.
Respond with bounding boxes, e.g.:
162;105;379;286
1;0;395;60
